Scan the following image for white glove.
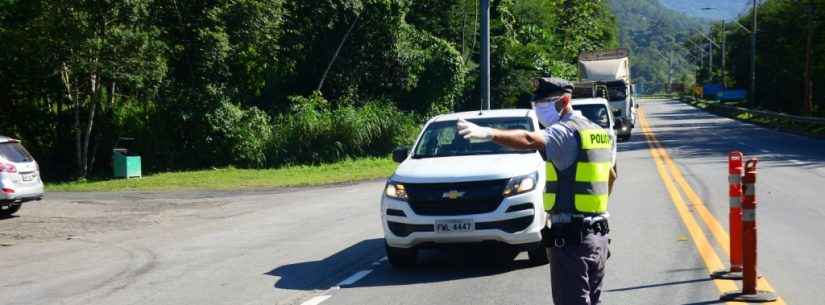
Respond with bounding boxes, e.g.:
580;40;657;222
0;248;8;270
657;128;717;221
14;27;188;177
457;118;493;141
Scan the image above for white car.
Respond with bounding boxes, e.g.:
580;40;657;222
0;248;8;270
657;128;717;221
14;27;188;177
382;109;548;267
572;97;618;170
0;136;44;217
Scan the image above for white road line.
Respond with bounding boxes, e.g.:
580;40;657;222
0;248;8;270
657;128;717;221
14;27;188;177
300;295;332;305
337;270;372;286
788;159;806;166
371;256;387;266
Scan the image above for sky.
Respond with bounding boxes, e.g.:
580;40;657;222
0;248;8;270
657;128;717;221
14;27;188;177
660;0;752;21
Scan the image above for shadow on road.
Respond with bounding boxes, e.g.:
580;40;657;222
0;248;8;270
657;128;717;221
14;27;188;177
0;214;18;221
266;239;386;290
605;278;711;292
266;238;539;291
680;301;726;305
623;101;825;168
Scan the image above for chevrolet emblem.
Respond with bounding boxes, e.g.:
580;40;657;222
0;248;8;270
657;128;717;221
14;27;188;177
442;190;466;200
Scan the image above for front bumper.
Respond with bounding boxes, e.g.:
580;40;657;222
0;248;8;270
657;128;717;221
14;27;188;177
381;190;545;249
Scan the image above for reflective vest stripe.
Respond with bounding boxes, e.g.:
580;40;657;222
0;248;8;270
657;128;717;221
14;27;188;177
544;116;613;214
547;165;558;181
574;194;609;213
545;164;558;211
543;193;556;211
575;162;612;182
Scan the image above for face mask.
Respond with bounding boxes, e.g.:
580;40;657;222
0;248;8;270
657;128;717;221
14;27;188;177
533;98;562;127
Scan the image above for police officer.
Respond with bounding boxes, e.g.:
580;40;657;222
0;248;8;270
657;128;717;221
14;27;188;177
457;77;617;305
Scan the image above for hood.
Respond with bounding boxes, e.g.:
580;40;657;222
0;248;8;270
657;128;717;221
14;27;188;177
392;153;543;184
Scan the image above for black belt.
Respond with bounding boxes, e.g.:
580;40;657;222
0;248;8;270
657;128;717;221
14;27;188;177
543;219;609;248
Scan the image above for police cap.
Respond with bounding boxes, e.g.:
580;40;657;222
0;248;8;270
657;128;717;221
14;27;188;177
531;77;574;99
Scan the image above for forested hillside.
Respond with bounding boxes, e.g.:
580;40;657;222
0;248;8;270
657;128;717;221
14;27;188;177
719;0;824;116
0;0;618;181
609;0;702;93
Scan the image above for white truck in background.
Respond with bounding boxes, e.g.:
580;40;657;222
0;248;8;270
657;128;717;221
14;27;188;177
578;48;636;141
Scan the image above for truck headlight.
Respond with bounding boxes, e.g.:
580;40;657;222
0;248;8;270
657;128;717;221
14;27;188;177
385;181;408;201
503;172;538;197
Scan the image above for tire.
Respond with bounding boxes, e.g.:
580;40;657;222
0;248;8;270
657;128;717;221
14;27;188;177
528;246;549;265
619;132;631;142
385;241;417;268
0;204;21;217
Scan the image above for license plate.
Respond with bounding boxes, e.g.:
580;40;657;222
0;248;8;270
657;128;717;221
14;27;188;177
435;219;474;233
21;173;36;181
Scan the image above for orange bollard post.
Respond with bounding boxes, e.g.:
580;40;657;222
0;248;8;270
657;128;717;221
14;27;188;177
712;151;744;280
721;159;777;302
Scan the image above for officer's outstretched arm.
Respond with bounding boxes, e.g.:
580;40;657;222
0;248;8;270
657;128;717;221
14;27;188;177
457;118;546;150
490;129;546;150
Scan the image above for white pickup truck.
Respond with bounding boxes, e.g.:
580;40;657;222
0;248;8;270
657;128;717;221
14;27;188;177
381;101;617;268
382;109;547;268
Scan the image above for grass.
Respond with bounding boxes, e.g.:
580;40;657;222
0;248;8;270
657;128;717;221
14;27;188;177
46;157;398;192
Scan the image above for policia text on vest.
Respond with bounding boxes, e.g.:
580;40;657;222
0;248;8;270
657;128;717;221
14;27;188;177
544;117;613;215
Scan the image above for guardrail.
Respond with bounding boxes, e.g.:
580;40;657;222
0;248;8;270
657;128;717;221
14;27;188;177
684;97;825;126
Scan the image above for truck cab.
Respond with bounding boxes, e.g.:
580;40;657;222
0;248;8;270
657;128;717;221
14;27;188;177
578;48;635;141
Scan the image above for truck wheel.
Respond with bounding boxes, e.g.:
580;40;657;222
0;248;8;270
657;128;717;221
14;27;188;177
385;241;417;268
0;204;20;217
619;132;631;142
528;246;549;265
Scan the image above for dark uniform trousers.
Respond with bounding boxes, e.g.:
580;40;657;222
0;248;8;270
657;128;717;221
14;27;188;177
547;231;610;305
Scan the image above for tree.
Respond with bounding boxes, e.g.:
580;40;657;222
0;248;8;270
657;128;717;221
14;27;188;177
0;1;166;178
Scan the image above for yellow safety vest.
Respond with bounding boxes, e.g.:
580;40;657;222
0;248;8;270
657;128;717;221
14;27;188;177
543;117;613;214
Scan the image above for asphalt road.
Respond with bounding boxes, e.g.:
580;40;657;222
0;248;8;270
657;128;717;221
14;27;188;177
1;99;823;305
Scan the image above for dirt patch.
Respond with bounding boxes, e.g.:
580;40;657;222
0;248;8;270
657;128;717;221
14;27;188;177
0;192;232;245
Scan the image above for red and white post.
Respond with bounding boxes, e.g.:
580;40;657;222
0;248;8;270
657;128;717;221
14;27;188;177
712;151;744;280
721;159;777;302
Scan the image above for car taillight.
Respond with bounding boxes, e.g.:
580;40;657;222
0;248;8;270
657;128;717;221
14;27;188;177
1;188;14;194
0;163;16;173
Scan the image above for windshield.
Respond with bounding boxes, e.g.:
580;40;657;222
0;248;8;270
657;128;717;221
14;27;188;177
607;85;627;101
0;142;34;163
573;104;611;129
413;117;535;158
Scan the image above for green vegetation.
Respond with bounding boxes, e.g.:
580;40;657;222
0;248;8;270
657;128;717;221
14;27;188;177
609;0;702;94
0;0;618;182
46;157;397;192
689;0;825;117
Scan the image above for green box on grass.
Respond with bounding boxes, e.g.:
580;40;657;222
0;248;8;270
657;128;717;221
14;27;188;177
113;149;142;178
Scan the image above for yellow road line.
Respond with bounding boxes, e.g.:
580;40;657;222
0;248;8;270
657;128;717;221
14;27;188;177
638;111;741;303
639;111;785;305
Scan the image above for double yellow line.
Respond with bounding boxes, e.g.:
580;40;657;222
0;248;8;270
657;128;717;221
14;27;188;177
637;108;786;305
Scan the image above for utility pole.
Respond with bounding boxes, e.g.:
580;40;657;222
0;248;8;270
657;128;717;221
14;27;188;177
803;3;815;115
668;48;674;93
708;27;713;81
721;19;726;92
480;0;490;110
751;0;758;106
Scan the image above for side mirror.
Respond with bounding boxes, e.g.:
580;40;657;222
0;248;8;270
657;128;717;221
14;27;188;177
392;147;410;163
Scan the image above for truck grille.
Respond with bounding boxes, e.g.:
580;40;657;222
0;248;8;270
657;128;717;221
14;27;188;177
405;179;508;216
